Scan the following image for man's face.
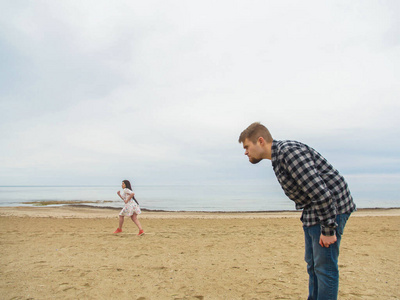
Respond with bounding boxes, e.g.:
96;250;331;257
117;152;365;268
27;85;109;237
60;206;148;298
242;138;264;164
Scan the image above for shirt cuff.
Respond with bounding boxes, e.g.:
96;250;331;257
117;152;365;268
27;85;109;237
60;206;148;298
321;219;337;236
321;226;336;236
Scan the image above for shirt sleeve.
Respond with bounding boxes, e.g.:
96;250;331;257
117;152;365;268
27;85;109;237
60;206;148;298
283;147;337;236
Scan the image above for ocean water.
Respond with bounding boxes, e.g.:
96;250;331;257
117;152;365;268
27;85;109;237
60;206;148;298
0;180;399;211
0;184;292;211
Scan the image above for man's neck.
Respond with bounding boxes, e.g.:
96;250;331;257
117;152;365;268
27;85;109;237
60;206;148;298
263;141;273;160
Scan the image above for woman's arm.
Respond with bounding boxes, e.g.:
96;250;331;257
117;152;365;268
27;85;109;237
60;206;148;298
117;191;126;202
126;192;135;201
119;189;135;204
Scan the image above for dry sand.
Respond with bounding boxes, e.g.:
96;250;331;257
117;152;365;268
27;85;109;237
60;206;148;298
0;207;399;299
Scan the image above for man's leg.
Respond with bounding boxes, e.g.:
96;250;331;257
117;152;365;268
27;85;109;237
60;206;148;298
304;213;350;300
304;225;319;300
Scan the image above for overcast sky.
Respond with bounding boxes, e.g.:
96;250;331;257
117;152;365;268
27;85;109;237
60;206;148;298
0;1;399;186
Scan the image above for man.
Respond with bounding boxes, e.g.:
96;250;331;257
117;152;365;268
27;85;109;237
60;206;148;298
239;122;356;300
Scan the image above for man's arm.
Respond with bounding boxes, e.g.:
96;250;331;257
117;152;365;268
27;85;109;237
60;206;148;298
284;147;337;236
320;234;337;247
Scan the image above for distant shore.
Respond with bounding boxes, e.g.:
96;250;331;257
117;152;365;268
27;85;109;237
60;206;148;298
0;205;399;219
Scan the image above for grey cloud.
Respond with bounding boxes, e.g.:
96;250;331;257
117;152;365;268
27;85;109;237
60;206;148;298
0;1;399;186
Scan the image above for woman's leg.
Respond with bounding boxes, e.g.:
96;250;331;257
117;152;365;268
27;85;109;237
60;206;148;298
119;215;124;229
131;214;143;231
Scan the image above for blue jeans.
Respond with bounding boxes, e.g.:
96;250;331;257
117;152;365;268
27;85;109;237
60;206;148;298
303;213;351;300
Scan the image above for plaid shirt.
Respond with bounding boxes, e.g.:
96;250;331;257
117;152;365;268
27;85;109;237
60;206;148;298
271;140;356;236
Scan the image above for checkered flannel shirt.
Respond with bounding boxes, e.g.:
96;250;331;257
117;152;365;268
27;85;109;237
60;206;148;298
271;140;356;236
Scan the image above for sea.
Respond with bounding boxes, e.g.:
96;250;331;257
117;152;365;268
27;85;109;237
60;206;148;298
0;179;399;212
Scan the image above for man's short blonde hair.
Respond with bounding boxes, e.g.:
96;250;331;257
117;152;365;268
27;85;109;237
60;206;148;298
238;122;273;144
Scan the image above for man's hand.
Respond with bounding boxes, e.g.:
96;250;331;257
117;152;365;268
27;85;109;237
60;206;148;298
319;233;337;248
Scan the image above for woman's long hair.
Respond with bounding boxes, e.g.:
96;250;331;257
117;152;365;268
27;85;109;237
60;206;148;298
122;180;132;190
122;180;139;204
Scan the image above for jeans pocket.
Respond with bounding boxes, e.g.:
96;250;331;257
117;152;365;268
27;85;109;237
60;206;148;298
336;213;350;236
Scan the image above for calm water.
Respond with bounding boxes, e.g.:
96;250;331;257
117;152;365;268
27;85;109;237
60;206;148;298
0;180;399;211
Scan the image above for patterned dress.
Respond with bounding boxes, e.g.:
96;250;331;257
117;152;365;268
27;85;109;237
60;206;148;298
119;188;141;216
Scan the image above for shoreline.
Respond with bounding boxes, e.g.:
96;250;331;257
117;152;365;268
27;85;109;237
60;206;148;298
0;206;399;219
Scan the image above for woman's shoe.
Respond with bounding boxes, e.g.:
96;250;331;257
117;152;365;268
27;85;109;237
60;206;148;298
138;230;144;236
114;228;122;234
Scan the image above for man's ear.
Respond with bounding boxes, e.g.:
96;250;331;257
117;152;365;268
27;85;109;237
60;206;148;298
258;137;265;145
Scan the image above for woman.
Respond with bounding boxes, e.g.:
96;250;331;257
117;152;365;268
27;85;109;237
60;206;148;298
114;180;144;236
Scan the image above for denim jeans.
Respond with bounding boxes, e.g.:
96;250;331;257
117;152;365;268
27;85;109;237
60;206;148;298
303;213;351;300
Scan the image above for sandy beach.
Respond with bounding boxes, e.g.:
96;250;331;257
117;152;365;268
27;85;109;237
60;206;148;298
0;207;399;299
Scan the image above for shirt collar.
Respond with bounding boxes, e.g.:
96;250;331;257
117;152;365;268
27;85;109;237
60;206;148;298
271;140;278;168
